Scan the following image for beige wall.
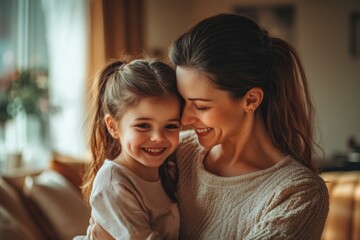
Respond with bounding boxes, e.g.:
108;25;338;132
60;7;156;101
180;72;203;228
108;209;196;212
297;0;360;160
144;0;360;160
144;0;193;54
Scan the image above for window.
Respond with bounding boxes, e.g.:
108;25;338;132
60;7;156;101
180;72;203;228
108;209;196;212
0;0;89;172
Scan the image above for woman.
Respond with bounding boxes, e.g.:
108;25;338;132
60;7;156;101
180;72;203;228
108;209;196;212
90;13;329;239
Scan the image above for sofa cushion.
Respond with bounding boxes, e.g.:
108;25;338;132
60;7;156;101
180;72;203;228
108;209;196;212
23;170;91;240
49;152;87;191
0;177;44;240
0;205;36;240
320;171;360;240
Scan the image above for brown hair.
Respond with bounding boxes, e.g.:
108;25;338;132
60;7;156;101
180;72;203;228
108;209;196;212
169;13;320;172
82;58;181;202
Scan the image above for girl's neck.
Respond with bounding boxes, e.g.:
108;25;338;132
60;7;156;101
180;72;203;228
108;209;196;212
204;115;286;176
114;155;160;182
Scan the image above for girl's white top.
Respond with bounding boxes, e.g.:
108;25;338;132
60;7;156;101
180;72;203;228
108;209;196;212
90;160;179;240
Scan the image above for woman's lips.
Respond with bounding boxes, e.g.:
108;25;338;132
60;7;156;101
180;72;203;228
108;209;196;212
194;127;212;137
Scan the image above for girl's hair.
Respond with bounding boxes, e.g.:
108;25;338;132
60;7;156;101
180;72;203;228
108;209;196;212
169;13;320;172
82;58;181;202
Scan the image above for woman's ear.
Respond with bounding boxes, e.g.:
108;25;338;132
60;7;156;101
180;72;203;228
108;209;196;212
243;87;264;113
104;114;119;138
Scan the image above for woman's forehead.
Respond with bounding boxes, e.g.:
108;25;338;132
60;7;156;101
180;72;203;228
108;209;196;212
176;67;212;91
176;68;234;103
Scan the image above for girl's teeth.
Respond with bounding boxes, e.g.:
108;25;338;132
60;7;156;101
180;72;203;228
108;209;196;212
144;148;165;153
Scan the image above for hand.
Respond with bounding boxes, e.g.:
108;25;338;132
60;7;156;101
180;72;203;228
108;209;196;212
90;217;115;240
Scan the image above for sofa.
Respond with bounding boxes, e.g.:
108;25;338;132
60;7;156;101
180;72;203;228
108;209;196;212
1;154;359;240
0;153;91;240
320;170;360;240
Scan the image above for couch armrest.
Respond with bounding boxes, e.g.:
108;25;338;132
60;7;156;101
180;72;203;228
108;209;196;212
321;171;360;240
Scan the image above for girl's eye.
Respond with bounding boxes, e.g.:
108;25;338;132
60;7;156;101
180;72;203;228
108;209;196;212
136;123;150;129
166;124;180;130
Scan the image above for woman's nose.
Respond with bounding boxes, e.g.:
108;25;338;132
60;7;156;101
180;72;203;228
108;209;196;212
181;105;196;126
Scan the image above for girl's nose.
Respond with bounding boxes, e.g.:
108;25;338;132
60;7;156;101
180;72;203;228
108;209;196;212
150;131;166;142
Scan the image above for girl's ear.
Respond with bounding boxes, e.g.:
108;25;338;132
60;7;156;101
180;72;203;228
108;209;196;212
104;114;119;138
243;87;264;113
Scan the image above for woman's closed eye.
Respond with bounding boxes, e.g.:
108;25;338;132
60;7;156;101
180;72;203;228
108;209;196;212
194;104;210;111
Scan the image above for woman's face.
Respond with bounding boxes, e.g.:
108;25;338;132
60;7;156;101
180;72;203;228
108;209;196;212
176;66;247;149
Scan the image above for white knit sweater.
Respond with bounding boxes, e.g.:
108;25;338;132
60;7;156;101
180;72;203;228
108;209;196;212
175;130;329;240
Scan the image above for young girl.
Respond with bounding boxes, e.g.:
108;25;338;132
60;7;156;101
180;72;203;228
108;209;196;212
76;59;182;239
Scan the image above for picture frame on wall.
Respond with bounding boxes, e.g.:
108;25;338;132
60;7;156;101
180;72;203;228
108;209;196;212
350;13;360;58
234;5;295;45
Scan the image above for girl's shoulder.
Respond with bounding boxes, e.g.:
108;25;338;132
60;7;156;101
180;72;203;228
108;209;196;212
91;160;136;196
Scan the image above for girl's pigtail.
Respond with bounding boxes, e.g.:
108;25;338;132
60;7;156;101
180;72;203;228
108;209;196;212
82;61;124;202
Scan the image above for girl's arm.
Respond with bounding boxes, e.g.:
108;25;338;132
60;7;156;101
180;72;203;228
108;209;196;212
89;183;162;240
89;217;114;240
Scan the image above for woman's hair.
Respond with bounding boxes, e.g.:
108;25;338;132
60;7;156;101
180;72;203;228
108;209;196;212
169;13;320;172
82;58;181;202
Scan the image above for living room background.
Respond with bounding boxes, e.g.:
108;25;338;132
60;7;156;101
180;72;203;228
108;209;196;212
0;0;359;172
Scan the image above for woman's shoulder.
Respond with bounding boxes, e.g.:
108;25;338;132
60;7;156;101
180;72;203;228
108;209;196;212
275;156;328;195
277;157;329;214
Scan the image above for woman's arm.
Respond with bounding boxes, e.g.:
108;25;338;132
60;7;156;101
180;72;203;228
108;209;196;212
244;177;329;240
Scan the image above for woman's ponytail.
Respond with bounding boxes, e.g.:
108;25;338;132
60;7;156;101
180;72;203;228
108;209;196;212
262;37;319;172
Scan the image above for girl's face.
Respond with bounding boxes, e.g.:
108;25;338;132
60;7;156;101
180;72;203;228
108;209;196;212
176;66;247;149
110;96;180;179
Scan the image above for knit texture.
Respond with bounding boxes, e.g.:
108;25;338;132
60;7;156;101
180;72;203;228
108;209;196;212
175;130;329;240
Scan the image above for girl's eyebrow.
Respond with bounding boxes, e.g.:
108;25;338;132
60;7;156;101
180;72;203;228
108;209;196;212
134;118;152;121
134;118;180;121
168;118;181;122
188;98;212;102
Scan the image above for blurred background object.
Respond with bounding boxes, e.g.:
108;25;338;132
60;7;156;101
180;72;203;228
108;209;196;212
0;0;359;172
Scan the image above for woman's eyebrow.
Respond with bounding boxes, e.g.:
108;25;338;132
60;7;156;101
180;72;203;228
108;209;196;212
188;98;212;102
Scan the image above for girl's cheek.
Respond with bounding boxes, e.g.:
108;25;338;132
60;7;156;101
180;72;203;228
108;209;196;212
166;131;180;143
127;131;146;142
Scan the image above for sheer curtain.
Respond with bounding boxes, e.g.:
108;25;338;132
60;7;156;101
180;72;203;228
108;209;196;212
1;0;50;170
41;0;89;159
41;0;143;161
